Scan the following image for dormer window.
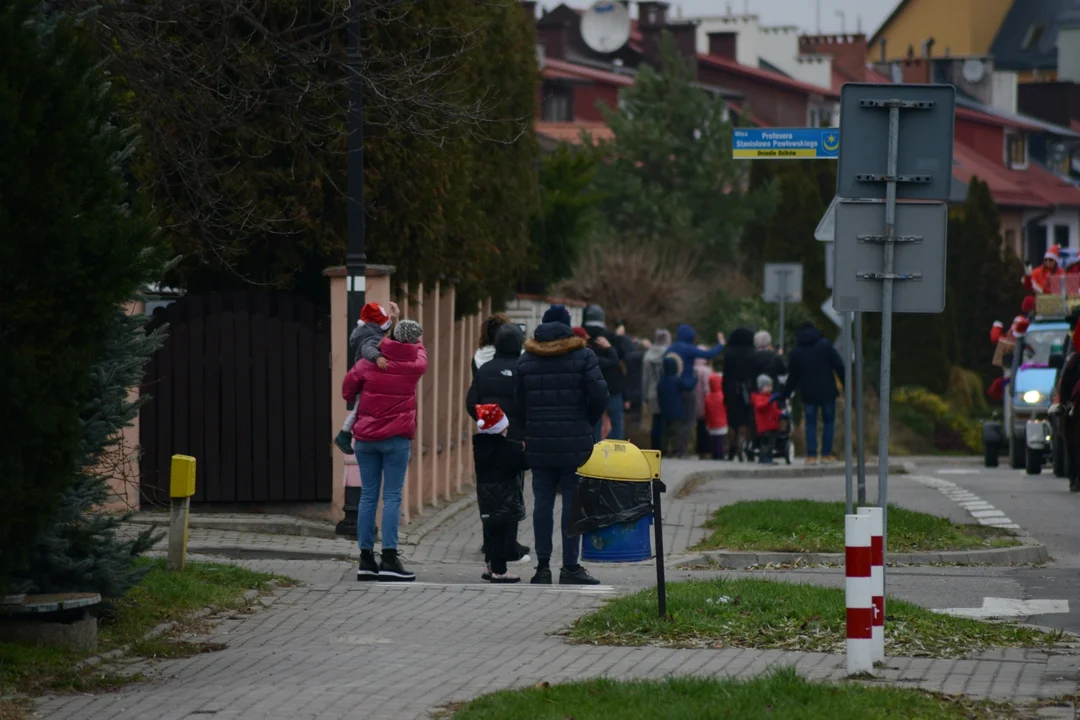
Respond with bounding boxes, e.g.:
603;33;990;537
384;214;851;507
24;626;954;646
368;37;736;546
1005;131;1028;169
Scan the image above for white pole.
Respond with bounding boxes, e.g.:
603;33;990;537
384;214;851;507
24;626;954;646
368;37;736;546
858;506;885;662
845;513;874;674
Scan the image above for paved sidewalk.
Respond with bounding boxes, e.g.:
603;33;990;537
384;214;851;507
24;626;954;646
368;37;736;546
34;582;1080;720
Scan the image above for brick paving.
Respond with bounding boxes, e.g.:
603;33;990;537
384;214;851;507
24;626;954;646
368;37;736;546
28;459;1079;718
33;582;1080;719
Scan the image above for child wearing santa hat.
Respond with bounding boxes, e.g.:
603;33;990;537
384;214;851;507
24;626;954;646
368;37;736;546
334;301;399;454
473;404;530;583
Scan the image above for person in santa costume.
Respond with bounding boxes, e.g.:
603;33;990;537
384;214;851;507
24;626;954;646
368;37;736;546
1025;245;1064;294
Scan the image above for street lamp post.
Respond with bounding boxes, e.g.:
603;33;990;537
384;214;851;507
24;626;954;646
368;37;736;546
338;2;366;537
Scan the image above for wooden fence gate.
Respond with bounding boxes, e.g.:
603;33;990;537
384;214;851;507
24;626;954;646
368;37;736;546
139;291;332;506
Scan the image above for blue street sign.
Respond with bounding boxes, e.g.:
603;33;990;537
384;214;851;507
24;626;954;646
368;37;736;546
732;128;840;160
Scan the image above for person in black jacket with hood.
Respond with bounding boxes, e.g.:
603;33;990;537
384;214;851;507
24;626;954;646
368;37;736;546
782;321;845;464
515;304;608;585
466;322;530;563
583;304;626;442
722;328;757;460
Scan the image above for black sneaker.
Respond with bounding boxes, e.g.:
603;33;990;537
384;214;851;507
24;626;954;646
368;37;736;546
334;430;355;455
378;549;415;582
530;567;553;584
560;565;601;585
357;550;379;581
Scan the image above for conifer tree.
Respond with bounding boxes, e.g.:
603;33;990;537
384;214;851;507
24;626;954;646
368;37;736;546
0;1;159;590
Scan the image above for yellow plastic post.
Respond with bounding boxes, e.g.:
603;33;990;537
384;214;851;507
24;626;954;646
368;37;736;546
168;455;196;570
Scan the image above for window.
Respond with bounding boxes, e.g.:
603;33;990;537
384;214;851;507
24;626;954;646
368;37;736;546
540;83;574;122
1022;24;1045;51
1054;225;1070;249
808;106;833;128
1005;132;1027;169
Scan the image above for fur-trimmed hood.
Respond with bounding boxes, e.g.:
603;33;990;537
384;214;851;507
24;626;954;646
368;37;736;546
524;336;587;357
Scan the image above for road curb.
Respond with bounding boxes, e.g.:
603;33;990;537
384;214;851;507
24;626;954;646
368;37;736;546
679;539;1049;569
676;461;914;484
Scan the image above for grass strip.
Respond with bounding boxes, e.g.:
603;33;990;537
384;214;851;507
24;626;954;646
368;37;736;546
696;500;1018;554
568;578;1060;658
449;667;1020;720
0;558;286;695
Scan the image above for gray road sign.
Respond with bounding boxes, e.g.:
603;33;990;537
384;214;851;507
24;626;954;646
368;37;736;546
763;263;803;302
832;200;948;314
836;84;956;202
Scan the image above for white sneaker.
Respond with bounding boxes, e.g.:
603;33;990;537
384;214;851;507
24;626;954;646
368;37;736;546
512;554;531;564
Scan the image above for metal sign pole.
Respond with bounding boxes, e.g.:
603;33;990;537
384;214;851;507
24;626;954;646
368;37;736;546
855;311;867;504
877;104;901;575
778;272;787;353
844;310;854;514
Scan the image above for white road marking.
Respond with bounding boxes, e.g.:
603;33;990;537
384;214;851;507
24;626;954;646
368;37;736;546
936;597;1069;619
910;475;1019;530
937;469;980;475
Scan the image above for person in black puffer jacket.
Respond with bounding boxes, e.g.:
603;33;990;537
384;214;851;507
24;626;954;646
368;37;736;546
466;323;530;562
515;304;608;586
782;322;845;464
722;327;757;460
467;323;525;441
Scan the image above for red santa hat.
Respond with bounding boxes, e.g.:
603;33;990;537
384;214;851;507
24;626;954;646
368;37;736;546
360;303;392;331
1045;245;1061;262
475;404;509;435
1014;318;1030;337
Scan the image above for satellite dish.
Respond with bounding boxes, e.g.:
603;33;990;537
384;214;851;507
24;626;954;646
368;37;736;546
580;1;632;54
962;58;986;83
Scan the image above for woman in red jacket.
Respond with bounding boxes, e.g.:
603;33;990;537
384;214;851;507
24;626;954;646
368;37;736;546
342;319;428;582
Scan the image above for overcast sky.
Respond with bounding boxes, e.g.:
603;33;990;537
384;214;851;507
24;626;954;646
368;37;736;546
559;0;900;37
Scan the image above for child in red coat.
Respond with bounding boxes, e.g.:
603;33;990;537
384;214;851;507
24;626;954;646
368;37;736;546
704;373;728;460
750;374;781;464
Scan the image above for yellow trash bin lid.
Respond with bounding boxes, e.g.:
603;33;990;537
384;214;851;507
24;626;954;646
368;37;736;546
577;440;661;483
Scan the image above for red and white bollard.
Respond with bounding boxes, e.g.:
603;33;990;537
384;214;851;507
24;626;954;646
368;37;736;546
845;513;873;674
859;506;885;662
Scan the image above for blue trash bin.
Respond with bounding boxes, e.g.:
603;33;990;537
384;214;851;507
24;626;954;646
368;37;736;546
581;514;652;563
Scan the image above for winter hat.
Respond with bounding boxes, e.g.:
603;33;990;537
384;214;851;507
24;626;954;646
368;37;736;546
572;327;588;340
1014;318;1030;337
392;319;423;344
1022;296;1036;314
1046;245;1061;262
756;374;773;391
654;328;672;346
360;303;392;331
475;404;509;435
542;304;571;327
583;304;606;328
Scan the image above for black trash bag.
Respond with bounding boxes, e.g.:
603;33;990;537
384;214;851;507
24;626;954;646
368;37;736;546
568;476;652;536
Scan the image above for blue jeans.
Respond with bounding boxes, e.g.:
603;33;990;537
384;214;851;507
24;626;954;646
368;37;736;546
594;393;625;442
804;402;836;457
532;467;580;568
354;436;411;550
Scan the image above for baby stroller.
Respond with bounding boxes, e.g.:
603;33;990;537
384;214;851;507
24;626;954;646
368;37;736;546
774;398;795;465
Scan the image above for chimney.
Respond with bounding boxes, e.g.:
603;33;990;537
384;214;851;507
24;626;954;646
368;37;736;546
638;1;669;29
922;37;935;58
799;34;868;82
708;31;738;60
521;0;536;24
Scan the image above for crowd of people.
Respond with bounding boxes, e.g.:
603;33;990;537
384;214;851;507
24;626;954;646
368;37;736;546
336;300;847;585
